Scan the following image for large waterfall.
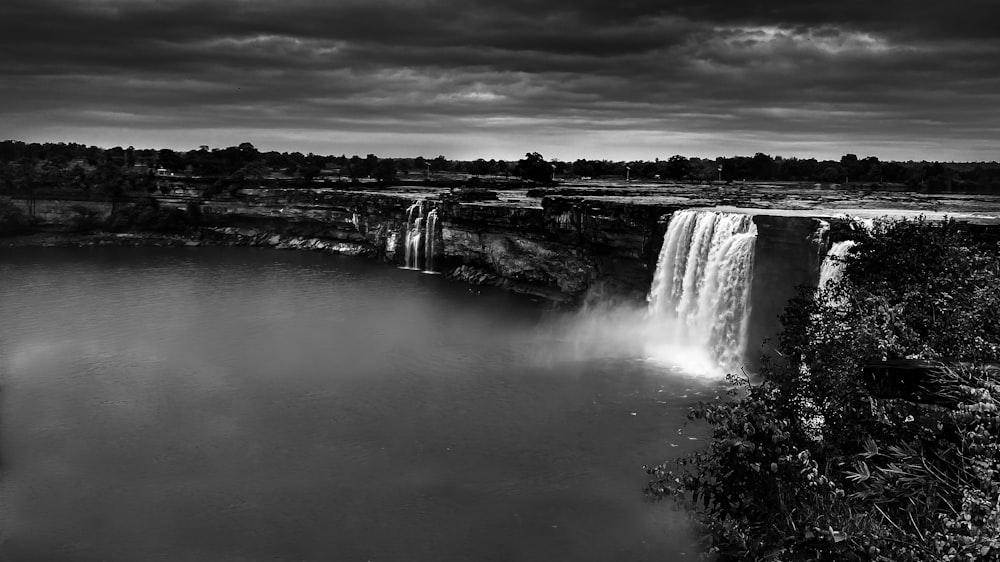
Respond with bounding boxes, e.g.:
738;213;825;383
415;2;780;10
647;210;758;371
403;202;439;273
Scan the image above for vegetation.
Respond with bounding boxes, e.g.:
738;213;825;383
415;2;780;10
2;141;1000;201
647;218;1000;560
515;152;555;183
106;197;198;233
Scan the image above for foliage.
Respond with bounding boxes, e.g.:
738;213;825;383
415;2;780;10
374;158;397;186
107;197;194;233
3;140;1000;193
515;152;554;182
647;217;1000;560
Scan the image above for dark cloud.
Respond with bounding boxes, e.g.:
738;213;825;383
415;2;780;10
0;0;998;160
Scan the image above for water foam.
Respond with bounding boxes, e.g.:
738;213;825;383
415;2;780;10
647;210;758;372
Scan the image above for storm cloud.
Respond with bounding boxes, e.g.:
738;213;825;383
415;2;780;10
1;0;997;160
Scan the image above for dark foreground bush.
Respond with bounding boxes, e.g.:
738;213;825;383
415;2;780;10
647;218;1000;561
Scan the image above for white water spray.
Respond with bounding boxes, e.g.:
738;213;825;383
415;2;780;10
647;210;758;371
818;241;856;292
402;202;439;272
403;203;421;269
423;209;438;273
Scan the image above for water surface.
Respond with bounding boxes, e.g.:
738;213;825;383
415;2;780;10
0;247;711;561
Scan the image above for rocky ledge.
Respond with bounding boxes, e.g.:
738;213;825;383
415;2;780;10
5;182;1000;305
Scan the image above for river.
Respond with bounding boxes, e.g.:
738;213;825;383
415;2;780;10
0;247;711;561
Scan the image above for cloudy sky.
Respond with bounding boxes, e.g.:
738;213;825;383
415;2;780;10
2;0;998;161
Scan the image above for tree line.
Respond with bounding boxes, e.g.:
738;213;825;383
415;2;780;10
2;140;1000;197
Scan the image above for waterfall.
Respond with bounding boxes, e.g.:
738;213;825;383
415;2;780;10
647;209;758;370
402;202;439;272
818;241;856;292
423;209;438;273
411;216;424;270
403;203;421;269
812;220;830;262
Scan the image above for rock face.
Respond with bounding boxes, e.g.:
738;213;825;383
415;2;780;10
149;190;684;303
746;215;828;364
438;196;681;301
10;190;831;316
5;191;843;317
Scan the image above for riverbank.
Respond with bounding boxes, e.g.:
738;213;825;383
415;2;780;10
6;182;1000;305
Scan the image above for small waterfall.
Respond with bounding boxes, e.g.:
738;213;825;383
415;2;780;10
812;220;830;262
647;209;758;370
403;203;421;269
818;241;856;292
411;216;424;270
423;209;438;273
402;202;439;272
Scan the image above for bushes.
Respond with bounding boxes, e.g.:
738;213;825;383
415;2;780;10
107;197;200;233
647;217;1000;560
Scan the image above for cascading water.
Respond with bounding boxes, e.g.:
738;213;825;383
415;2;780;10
403;203;421;270
647;209;758;371
411;216;424;270
818;241;856;292
423;209;438;273
402;202;439;272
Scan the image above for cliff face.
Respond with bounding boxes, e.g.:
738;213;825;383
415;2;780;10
11;191;830;316
149;190;682;303
746;215;827;363
437;197;679;300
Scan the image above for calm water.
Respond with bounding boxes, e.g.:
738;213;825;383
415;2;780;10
0;247;712;561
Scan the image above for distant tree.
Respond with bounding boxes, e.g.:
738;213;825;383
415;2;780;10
94;161;126;212
237;142;259;158
374;159;397;186
346;155;362;179
365;154;379;178
860;156;882;182
430;155;449;172
665;155;692;180
570;159;595;178
841;154;861;183
469;158;491;176
750;152;775;180
515;152;553;182
232;161;268;187
157;149;184;171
